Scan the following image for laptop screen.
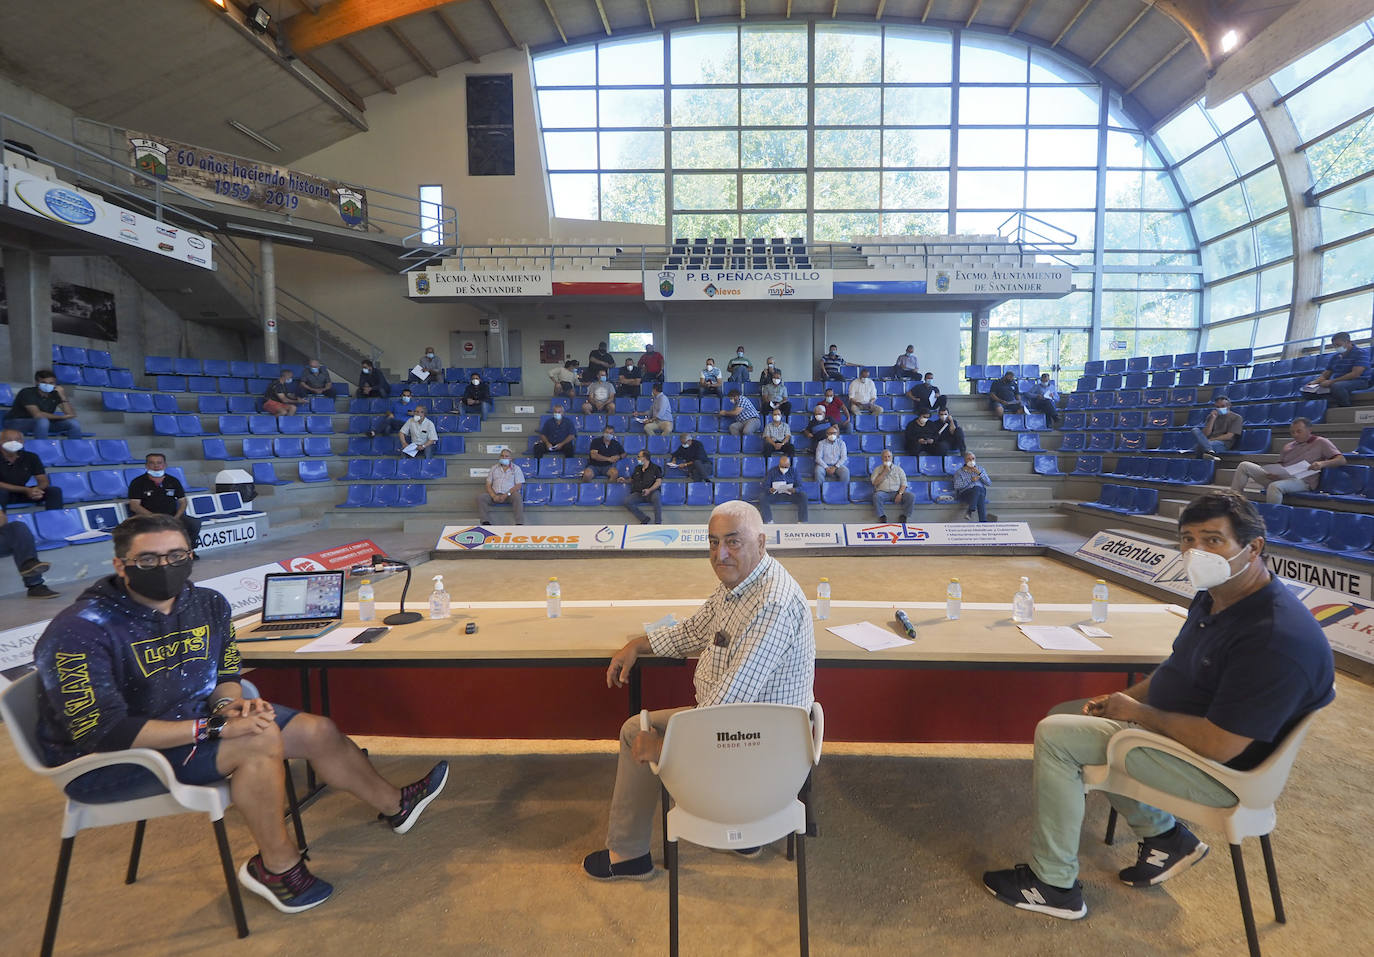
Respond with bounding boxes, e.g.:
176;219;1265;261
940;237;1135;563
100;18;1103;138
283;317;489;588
261;571;345;623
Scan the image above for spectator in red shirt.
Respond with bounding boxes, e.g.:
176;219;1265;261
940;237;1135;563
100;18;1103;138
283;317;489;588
821;387;851;433
639;343;664;382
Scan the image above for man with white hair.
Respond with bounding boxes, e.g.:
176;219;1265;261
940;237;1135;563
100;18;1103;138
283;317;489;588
583;501;816;880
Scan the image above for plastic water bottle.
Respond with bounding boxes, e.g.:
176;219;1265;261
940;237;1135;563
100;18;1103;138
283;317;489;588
1092;579;1109;623
946;579;962;620
428;575;450;620
357;579;375;621
546;577;562;618
816;578;831;620
1012;576;1035;623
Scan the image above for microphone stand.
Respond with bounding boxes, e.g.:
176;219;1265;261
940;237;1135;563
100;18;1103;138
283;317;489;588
355;554;423;625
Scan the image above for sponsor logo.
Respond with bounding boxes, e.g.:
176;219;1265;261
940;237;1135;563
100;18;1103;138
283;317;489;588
594;525;618;543
288;557;328;571
935;270;951;293
444;527;499;550
42;187;98;225
119;228;139;242
1093;535;1167;566
657;271;675;297
631;528;680;546
129;137;170;180
131;626;210;677
119;211;136;225
703;283;718;297
187;254;208;265
415;273;430;295
187;235;207;249
853;523;930;543
716;729;762;749
155;225;177;238
767;281;795;297
157;241;174;251
337;186;366;226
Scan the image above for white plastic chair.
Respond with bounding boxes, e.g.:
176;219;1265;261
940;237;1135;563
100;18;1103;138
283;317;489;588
1083;708;1323;957
647;701;824;957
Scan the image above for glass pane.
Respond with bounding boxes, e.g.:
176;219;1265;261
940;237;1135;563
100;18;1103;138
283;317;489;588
549;173;598;219
671;130;738;168
1208;274;1256;323
601;173;664;225
884;129;951;167
882;211;949;235
1156;104;1216;163
598;90;663;127
1027;129;1099;167
959;34;1027;83
1259;264;1293;311
742;211;809;239
1202;232;1256;279
1316;291;1374;338
1033;211;1095;246
741;25;807;83
1224;121;1273;176
1029;48;1092;83
1025;170;1097;208
1204;319;1255;351
543;132;598;169
1141;290;1198;327
741;87;807;126
958;87;1026;125
1105;130;1153;167
1320;234;1374;294
1243;166;1286;219
1254;311;1290;350
599;132;663;169
815;25;881;82
1101;291;1139;328
599;35;664;85
815;129;881;167
958;129;1026;166
1317;179;1374;243
1306;120;1374;192
1027;86;1099;125
815;171;880;209
673;212;740;238
535;47;595;86
882;171;948;208
1136;330;1198;356
672;174;737;210
1191;184;1249;241
883;87;952;126
884;27;953;82
671;88;738;127
956;170;1024;208
670;28;739;84
814;211;881;241
1285;48;1374;140
539;91;596;128
1254;214;1293;264
955;210;1019;234
1176;143;1236;200
1270;23;1372;94
742;130;807;168
1205;94;1252;134
1105;171;1180;209
743;172;807;209
815;87;882;126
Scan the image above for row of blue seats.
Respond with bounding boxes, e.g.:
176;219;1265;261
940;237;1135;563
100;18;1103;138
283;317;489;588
1081;484;1160;515
343;459;449;481
47;367;138;389
152;412;483;438
1100;457;1217;485
149;375;352;396
532;411;928;435
1215;378;1330;403
1247;356;1331;380
1284;465;1374;503
50;345;115;368
965;364;1042;380
1083;350;1252;375
347;397;495;414
203;436;466;460
1257;504;1374;558
1040;399;1327;435
546;393;920;416
499;453;962;481
103;392;326;415
1033;430;1272;455
12;439;141;468
1075;368;1233;393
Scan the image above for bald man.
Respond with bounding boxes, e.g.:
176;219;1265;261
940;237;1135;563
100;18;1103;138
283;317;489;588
583;501;816;881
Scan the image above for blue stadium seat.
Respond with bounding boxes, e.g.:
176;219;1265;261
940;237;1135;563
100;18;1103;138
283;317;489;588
58;440;98;466
659;483;685;506
396;459;422;480
144;356;174;376
1033;455;1063;476
1117;411;1143;430
1145;409;1172;429
152;414;182;437
217;414;250;435
1295;399;1327;422
1168;388;1197;406
420;458;447;479
397;484;427;507
604;483;629;507
1313;514;1374;555
1125;357;1149;373
274;437;304;458
227;396;257;414
52;363;81;385
345;436;371;456
1232;429;1272;454
928;480;954;502
1087;433;1114;452
1061;412;1086;431
217;377;245;394
371;460;399;479
548;483;577;507
37;509;111;544
715;458;740;478
562;458;587;478
201;438;243;461
277;416;307;435
1089;393;1114;410
101;392;130;413
185;375;216;393
518;482;547;506
686;482;713;506
716;436;741;455
298;461;330;483
1104;359;1126;375
305;415;334;434
197;396;228;414
303;437;332;457
1276;507;1331;547
712;482;740;502
345;459;370;481
337;485;376;508
1002;414;1025;431
309;397;335;414
438;436;466;455
1116;431;1146;451
48;471;96;503
1312;465;1371;499
243;437;274;458
1083;484;1124;511
1115;389;1141;408
1016;433;1044;452
1072;455;1102;475
906;483;932;504
371;437;397;455
372;484;401;507
1177;368;1205;387
1059;433;1086;452
88;469;128;499
847;482;874;503
253;462;292;486
1099;374;1122;391
79;367;110;388
1065;394;1088;411
248;414;278;434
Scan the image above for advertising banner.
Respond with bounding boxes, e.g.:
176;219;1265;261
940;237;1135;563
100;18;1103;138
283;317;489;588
844;522;1036;546
286;539;386;571
1265;553;1370;599
622;526;712;550
1075;530;1192;597
1284;581;1374;664
125;129;367;230
194;519;259;552
199;561;290;619
435;523;1033;552
927;265;1072;295
408;269;552;297
437;525;624;551
6;165;214;270
644;269;834;301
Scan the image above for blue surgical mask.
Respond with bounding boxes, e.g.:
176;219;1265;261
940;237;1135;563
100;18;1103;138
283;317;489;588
283;377;293;384
147;469;166;478
499;458;511;466
553;412;563;420
38;382;56;393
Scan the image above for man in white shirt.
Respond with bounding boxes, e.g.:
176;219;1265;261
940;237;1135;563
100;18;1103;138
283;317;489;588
635;382;675;436
815;427;850;483
848;368;881;418
398;405;439;459
870;450;915;522
582;374;616;414
477;448;524;524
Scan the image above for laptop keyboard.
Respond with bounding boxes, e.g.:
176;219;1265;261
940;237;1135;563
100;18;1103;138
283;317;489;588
252;620;328;633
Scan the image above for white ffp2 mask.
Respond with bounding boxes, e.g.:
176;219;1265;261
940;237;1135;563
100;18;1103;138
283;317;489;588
1184;546;1248;591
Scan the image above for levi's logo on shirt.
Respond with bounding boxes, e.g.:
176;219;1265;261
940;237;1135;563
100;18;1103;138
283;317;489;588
131;626;211;677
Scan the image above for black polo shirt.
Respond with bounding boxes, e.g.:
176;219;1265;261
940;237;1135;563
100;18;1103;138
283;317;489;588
669;440;709;466
128;473;187;515
10;386;63;418
0;449;47;491
589;437;625;462
629;462;662;493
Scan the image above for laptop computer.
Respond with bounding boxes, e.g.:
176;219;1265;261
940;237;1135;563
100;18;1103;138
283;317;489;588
237;570;345;641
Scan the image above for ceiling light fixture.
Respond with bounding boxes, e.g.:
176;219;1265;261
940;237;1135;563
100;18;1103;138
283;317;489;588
246;3;272;34
209;0;226;9
227;119;282;153
1220;30;1239;53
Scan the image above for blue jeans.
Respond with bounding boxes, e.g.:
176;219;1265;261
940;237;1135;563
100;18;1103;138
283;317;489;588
958;484;987;521
728;367;751;383
1329;378;1371;407
759;490;808;523
0;520;46;586
1189;427;1226;454
4;416;83;439
5;487;64;511
626;489;662;524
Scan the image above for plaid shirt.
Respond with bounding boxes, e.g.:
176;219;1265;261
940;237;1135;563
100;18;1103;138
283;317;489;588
649;555;814;708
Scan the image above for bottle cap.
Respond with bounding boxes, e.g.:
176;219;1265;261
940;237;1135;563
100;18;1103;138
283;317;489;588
1095;579;1106;583
950;578;959;583
549;577;558;581
361;578;370;585
820;577;829;582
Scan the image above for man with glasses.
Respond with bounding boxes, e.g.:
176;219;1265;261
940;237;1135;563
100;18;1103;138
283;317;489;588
32;514;448;915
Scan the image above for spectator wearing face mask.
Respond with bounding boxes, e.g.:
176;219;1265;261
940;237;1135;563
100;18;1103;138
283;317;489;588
1302;331;1371;407
622;452;664;525
907;372;947;416
1026;373;1061;426
893;345;920;379
759;455;808;524
638;343;665;383
815;427;850;483
904;411;944;457
5;370;83;438
757;356;783;384
935;409;968;456
721;390;760;437
615;358;643;398
726;347;754;383
583;372;616;414
953;453;992;522
870;450;915;523
477;449;524;525
761;374;791;418
262;369;302;416
820;345;847;381
585;342;616;383
821;388;852;433
583;426;626;482
635;382;675;436
398;405;438;459
127;452;200;548
369;389;417;437
805;403;834;450
461;373;491;414
762;408;796;462
0;428;64;510
691;358;723;398
411;347;445;383
357;360;389;399
533;405;577;458
296;359;336;399
848;368;881;418
667;433;711;483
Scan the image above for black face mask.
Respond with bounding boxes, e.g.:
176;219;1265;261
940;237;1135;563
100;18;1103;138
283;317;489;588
123;562;193;601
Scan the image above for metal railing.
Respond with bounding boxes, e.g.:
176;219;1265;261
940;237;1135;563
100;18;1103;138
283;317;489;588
998;212;1078;268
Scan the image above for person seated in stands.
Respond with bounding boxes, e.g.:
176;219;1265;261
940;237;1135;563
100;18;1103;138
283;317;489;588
621;451;663;525
636;382;675;436
870;450;915;523
1229;417;1345;504
0;428;64;510
1302;331;1370;407
815;426;850;483
989;371;1024;416
461;372;491;414
761;372;791;418
585;341;616;383
1190;395;1243;461
549;358;579;398
582;371;616;414
848;367;882;419
982;492;1333;923
904;412;944;458
953;452;992;522
0;509;58;598
583;424;625;482
721;390;761;437
127;453;200;550
762;408;796;461
1027;372;1062;426
369;387;417;437
295;359;336;400
820;344;847;381
262;369;302;416
398;405;438;459
615;357;643;398
893;345;920;380
758;356;783;384
32;514;448;915
821;387;852;433
532;404;577;458
411;346;445;383
639;342;665;383
477;448;524;525
356;359;389;399
5;369;83;438
726;346;754;383
667;432;711;483
935;409;969;456
759;455;808;524
908;371;948;416
692;357;723;398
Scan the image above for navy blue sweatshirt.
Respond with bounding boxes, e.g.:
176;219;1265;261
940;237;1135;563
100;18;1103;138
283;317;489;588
33;576;240;766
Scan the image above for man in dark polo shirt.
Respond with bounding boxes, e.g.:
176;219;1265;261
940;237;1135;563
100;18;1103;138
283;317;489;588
0;428;64;510
532;404;577;459
262;369;302;416
127;453;201;548
4;369;83;438
983;492;1335;921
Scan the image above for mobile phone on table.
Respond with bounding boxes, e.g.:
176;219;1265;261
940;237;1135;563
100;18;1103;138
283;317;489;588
351;627;390;644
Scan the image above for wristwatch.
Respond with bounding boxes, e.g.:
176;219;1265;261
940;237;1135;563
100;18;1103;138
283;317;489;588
206;714;228;740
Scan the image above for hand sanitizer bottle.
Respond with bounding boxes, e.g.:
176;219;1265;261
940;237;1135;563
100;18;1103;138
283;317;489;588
1012;576;1035;623
429;575;450;620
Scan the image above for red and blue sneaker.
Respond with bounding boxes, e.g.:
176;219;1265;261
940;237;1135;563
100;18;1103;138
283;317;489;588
238;854;333;914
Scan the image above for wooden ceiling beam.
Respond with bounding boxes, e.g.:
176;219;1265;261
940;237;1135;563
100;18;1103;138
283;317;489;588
432;10;478;64
966;0;984;28
1008;0;1036;34
593;0;613;35
1090;5;1150;68
283;0;457;54
541;0;569;43
1053;0;1096;47
295;51;367;111
921;1;935;24
644;0;656;29
388;24;439;75
339;39;397;94
875;0;888;20
484;0;520;48
1125;37;1188;95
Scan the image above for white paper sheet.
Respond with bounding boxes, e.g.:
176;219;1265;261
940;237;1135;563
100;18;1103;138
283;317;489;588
410;365;429;381
827;621;912;652
1077;625;1112;639
402;443;419;457
294;628;370;653
1019;625;1103;652
1264;461;1316;480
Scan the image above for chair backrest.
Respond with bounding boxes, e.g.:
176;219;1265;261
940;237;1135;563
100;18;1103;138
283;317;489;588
0;673;56;777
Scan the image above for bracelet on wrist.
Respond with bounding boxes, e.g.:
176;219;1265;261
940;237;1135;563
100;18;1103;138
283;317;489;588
194;718;209;743
211;697;234;715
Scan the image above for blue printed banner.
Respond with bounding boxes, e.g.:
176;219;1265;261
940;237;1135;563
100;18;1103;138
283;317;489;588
644;269;833;301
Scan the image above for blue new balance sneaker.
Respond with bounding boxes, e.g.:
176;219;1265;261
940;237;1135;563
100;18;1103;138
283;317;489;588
983;863;1087;920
